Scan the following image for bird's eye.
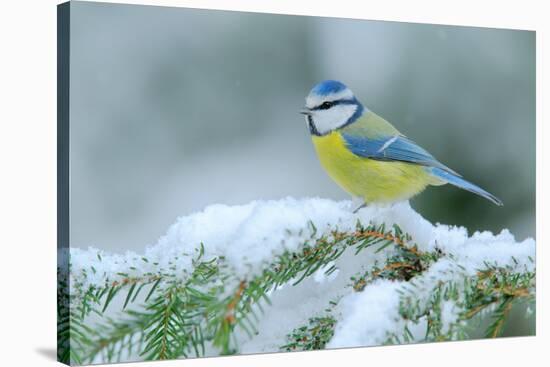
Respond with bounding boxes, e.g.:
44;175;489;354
320;101;334;110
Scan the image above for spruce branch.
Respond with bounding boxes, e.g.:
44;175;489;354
390;261;535;344
60;206;535;364
282;315;337;351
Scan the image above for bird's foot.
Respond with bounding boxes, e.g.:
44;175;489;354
351;197;367;214
352;203;367;214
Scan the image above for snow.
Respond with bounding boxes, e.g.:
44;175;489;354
66;197;535;356
327;280;404;348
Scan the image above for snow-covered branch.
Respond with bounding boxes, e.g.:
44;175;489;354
58;198;535;364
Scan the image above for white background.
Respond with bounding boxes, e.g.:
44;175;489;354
0;0;546;366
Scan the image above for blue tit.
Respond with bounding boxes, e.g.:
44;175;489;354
301;80;502;211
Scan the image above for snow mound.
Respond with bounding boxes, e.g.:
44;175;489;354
67;197;535;353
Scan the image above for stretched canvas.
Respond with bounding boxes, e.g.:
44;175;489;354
57;1;536;365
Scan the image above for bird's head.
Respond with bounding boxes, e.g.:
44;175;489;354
301;80;365;136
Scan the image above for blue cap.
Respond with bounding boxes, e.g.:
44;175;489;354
310;80;348;96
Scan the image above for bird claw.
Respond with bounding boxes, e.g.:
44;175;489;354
352;202;367;214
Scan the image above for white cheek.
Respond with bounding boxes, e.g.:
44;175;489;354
312;105;357;135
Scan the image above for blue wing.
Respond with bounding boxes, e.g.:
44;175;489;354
341;131;503;206
341;133;459;175
429;167;503;206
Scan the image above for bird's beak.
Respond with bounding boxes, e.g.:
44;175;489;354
300;108;312;116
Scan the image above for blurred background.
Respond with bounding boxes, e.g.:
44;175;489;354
69;1;535;253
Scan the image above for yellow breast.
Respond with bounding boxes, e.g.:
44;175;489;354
312;131;431;204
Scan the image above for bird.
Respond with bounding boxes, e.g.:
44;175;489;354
300;80;503;212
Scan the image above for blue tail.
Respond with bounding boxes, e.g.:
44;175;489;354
429;167;503;206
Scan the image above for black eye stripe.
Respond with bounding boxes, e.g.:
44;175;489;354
311;99;356;111
312;101;334;110
319;101;333;110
